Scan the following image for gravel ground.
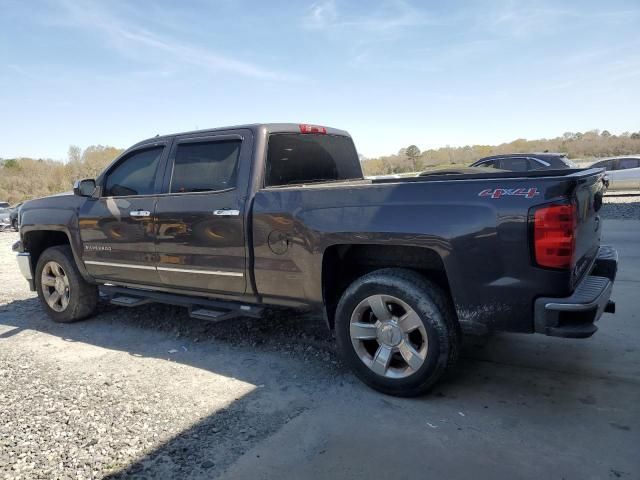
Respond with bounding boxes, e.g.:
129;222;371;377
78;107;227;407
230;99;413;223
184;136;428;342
600;194;640;220
0;194;638;479
0;231;343;479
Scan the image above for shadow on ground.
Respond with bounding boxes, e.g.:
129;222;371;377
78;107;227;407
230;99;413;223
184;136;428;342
1;295;637;478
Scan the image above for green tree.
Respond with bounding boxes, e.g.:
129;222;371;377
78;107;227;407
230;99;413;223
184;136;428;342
2;159;19;169
68;145;82;164
405;145;421;171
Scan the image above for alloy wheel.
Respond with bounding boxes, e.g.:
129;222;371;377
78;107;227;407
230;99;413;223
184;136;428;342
41;261;70;312
349;294;428;378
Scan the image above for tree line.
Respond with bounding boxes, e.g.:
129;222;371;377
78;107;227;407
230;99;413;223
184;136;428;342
362;130;640;176
1;129;640;203
0;145;123;204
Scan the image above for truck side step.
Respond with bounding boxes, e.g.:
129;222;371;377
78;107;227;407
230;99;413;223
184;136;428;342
110;296;152;307
189;308;236;322
100;285;265;321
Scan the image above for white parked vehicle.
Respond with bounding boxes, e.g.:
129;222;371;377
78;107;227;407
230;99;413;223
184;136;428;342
0;207;12;231
590;157;640;191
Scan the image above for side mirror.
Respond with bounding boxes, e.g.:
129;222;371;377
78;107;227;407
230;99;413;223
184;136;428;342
73;179;97;197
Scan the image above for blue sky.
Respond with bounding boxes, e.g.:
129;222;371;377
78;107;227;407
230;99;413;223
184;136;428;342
1;0;639;160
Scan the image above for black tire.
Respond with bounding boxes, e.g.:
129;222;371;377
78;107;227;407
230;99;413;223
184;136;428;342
12;219;18;231
335;268;460;397
35;245;98;323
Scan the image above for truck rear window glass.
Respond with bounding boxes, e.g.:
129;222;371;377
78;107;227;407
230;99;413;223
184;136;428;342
265;134;362;186
170;140;241;193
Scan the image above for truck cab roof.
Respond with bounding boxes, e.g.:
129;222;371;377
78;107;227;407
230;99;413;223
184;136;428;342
131;123;351;149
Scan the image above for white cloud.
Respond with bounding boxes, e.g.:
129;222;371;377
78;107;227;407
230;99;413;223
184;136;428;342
482;1;640;38
303;0;444;32
50;0;296;81
306;0;338;29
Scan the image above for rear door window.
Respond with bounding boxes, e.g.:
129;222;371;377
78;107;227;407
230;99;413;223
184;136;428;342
498;157;529;172
527;159;545;171
265;134;362;186
170;140;241;193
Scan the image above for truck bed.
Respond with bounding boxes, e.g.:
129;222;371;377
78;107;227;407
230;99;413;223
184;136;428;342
252;167;607;335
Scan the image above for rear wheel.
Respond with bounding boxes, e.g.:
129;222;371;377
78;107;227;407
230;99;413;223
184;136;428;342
35;246;98;323
335;268;459;396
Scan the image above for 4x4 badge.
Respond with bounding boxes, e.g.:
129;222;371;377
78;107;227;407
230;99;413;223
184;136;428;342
478;187;540;199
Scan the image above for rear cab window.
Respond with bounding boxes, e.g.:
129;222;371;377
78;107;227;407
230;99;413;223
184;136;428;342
265;133;363;187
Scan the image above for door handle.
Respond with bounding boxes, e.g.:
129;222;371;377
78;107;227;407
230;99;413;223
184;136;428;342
130;210;151;217
213;209;240;216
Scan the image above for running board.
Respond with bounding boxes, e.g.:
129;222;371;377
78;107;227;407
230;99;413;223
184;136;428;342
189;308;238;322
100;285;264;320
110;296;152;307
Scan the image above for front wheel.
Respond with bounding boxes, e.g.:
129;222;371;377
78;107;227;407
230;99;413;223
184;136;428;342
335;268;460;397
35;245;98;323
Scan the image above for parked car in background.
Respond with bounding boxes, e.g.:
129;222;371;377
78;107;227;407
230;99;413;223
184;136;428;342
9;202;23;231
0;201;10;208
0;207;11;231
589;157;640;191
471;153;577;172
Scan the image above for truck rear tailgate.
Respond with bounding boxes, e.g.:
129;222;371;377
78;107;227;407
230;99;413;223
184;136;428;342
533;168;616;338
570;169;606;287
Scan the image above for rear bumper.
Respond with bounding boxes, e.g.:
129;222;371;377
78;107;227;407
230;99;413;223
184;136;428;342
534;246;618;338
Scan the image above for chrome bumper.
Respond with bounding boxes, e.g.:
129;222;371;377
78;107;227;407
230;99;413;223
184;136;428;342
16;252;35;291
533;246;618;338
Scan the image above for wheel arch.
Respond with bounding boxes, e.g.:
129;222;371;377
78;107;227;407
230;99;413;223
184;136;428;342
22;227;92;282
321;243;454;330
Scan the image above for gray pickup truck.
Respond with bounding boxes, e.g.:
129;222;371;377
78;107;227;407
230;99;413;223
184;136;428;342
13;123;618;396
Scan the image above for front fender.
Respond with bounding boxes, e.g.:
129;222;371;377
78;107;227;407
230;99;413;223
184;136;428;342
20;201;92;281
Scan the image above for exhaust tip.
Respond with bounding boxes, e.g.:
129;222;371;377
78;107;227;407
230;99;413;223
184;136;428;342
605;300;616;314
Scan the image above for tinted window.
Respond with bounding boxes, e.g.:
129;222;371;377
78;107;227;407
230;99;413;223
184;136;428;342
557;156;578;168
498;158;529;172
528;159;546;171
616;158;640;170
593;160;614;170
476;160;496;168
170;140;241;193
266;134;362;186
104;147;163;197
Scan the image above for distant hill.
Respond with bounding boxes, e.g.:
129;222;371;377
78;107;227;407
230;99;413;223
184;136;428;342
362;129;640;176
2;129;639;203
0;145;123;204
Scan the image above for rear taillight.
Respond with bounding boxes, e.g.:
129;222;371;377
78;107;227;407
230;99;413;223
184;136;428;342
299;124;327;134
533;203;577;269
